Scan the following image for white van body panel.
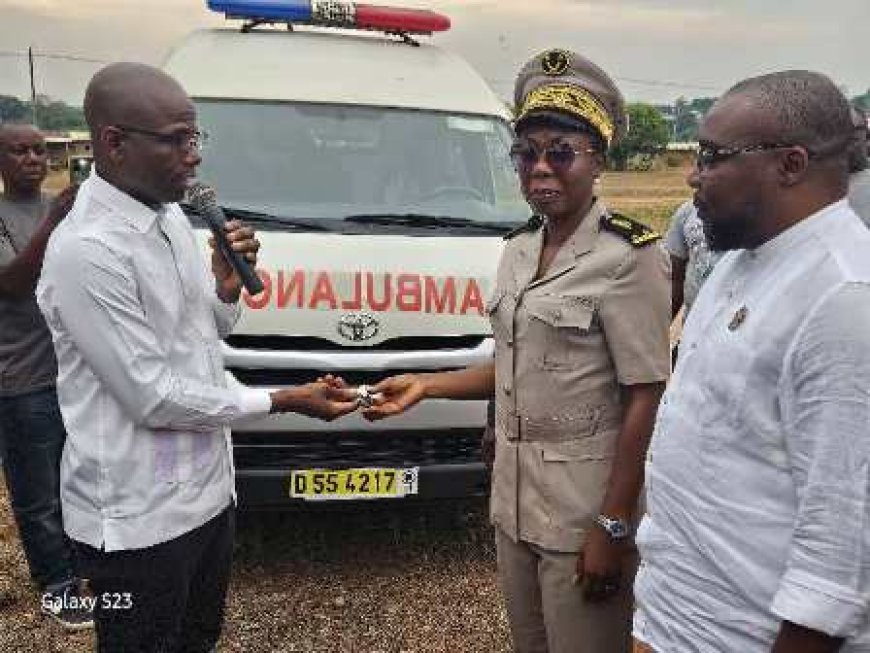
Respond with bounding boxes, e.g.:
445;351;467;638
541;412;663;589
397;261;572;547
190;231;505;345
164;28;510;119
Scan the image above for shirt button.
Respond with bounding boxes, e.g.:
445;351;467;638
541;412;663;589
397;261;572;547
502;384;512;396
506;338;514;348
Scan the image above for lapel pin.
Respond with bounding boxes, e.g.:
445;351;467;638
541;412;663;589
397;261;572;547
728;306;749;331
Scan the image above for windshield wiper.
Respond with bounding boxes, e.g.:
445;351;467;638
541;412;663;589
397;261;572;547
181;203;332;232
343;213;515;233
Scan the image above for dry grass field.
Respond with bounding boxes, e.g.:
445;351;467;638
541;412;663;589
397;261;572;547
1;167;691;652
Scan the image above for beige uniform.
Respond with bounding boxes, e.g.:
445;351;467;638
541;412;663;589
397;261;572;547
487;200;670;653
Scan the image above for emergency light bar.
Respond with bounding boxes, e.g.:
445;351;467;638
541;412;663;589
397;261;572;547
207;0;451;35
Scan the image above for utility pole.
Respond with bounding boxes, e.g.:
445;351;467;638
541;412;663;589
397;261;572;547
28;47;38;127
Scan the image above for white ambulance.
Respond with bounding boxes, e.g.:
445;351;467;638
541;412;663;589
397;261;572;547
163;0;529;507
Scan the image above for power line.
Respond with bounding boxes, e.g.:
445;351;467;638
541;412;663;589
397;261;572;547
0;49;108;64
616;77;721;92
33;52;109;65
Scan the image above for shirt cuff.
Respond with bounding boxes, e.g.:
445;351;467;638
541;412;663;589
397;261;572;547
237;387;272;419
225;372;272;419
771;569;867;638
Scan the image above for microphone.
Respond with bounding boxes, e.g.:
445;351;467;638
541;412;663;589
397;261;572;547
186;182;265;296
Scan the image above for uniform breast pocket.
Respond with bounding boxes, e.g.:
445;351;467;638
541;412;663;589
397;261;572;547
525;296;597;370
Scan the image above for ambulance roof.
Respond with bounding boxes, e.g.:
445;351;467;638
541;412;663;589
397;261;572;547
163;28;509;120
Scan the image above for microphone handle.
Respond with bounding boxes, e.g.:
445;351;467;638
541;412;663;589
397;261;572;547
201;208;265;296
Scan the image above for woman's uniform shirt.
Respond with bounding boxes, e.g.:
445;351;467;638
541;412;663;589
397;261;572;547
487;199;671;553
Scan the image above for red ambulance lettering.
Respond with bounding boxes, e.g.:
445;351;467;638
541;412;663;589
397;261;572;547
396;274;422;312
245;270;486;315
243;269;271;310
309;272;338;310
341;272;363;310
459;279;484;316
424;277;456;314
277;270;305;308
366;272;392;312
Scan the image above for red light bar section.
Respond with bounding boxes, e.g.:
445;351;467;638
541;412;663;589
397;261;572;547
354;4;450;34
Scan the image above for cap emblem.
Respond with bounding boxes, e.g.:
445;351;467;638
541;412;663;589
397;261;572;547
541;49;571;76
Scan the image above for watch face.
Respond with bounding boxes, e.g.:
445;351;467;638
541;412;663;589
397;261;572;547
598;514;629;539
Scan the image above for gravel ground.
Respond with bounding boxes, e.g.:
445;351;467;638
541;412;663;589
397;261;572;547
0;477;512;652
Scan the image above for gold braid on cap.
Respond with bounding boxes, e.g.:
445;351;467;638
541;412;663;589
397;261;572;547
518;84;615;145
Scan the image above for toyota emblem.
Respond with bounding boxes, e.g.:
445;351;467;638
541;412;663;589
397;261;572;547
337;312;380;342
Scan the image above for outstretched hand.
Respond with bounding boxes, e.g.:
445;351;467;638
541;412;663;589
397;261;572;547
360;374;428;421
270;381;359;421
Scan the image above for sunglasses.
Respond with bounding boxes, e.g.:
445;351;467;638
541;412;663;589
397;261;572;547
695;142;805;169
509;141;597;174
115;124;209;152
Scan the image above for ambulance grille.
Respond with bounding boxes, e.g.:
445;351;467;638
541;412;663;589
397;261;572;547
225;335;486;352
232;429;483;469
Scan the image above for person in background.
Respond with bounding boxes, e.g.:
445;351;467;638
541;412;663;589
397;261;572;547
37;62;358;653
0;123;91;630
663;199;722;320
847;103;869;223
347;49;671;653
633;70;870;653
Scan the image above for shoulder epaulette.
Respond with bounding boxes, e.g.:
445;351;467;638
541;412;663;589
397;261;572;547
503;214;544;240
599;212;660;247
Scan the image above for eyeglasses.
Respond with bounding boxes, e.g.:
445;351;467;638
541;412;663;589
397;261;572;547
115;124;209;152
3;144;47;157
695;142;804;169
509;141;597;174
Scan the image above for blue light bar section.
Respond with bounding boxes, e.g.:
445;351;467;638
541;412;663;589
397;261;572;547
207;0;313;21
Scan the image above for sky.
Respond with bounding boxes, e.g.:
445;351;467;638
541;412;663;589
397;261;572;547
1;0;867;107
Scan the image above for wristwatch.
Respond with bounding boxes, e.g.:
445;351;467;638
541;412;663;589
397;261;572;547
595;513;630;541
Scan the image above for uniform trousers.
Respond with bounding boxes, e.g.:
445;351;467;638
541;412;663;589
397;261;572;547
496;527;635;653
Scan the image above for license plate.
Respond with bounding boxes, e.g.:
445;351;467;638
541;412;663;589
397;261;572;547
289;467;419;501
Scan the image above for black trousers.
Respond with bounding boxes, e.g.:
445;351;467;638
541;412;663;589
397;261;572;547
73;505;235;653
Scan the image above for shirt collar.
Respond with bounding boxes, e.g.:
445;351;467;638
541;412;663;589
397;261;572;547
539;197;604;260
746;198;849;265
570;198;605;258
88;172;170;234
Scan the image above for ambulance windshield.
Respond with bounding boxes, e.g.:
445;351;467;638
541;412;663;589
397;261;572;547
193;100;529;224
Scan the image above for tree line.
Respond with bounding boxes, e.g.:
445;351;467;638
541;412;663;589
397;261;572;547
0;94;87;131
3;88;868;171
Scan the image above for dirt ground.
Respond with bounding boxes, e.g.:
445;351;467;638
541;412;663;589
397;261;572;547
0;484;511;653
1;168;691;651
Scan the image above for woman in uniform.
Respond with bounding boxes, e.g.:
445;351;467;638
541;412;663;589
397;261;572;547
358;49;671;653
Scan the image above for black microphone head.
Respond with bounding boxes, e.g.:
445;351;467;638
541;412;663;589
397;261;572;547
186;181;217;212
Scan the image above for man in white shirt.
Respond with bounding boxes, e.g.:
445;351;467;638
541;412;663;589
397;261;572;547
36;62;358;653
848;104;870;225
633;71;870;653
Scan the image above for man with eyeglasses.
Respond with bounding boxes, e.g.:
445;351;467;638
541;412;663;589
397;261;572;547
848;104;870;224
632;71;870;653
0;123;92;630
36;63;358;652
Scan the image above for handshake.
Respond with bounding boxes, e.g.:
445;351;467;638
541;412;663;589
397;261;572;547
267;374;430;422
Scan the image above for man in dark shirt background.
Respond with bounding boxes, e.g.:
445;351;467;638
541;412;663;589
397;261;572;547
0;122;90;629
